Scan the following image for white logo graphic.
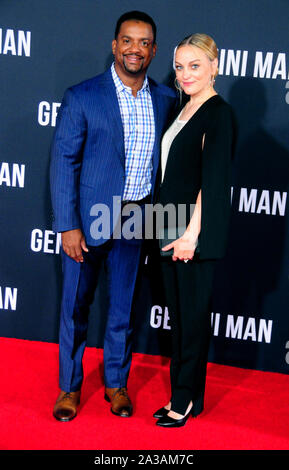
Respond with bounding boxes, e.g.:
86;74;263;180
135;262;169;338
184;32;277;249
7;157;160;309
0;28;31;57
30;229;62;254
0;287;18;311
38;101;61;127
0;162;25;188
219;49;289;79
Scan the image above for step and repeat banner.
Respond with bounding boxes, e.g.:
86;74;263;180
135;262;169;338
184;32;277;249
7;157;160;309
1;0;289;374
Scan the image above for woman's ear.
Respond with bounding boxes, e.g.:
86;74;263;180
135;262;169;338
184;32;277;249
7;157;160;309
212;57;218;77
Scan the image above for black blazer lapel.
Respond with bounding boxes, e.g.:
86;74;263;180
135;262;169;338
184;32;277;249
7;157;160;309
149;79;163;182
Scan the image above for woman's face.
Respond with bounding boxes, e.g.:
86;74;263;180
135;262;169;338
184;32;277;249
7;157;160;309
175;45;218;98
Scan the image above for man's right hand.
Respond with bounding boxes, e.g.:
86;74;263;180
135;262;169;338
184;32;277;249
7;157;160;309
61;229;89;262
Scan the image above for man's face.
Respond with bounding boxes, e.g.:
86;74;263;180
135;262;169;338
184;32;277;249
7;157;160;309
112;20;156;76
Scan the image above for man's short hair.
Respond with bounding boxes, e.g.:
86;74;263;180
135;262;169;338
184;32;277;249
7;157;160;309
115;11;157;43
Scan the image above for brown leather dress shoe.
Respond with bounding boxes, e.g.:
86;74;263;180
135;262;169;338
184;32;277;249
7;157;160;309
104;387;133;417
53;390;81;422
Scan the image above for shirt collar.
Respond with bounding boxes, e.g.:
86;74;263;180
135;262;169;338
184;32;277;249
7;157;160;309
111;63;150;95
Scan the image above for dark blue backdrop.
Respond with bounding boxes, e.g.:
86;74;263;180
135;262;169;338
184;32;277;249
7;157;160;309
1;0;289;374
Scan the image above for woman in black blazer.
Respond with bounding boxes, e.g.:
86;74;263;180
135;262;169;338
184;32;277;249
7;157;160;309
154;33;235;427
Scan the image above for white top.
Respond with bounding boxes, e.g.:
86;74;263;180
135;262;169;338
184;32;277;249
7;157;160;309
161;112;187;182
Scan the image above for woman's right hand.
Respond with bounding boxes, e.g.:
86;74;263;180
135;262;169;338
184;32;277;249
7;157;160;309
162;235;197;262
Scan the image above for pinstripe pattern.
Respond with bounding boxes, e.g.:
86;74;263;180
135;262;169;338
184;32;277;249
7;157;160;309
59;214;144;390
104;235;143;386
59;250;100;391
111;63;155;201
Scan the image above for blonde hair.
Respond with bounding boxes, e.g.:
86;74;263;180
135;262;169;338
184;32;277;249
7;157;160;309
177;33;218;77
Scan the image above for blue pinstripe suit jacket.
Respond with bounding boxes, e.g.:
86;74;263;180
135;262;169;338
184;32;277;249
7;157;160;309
50;68;176;246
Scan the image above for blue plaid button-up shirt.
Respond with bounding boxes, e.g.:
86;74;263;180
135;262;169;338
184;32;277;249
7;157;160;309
111;63;155;201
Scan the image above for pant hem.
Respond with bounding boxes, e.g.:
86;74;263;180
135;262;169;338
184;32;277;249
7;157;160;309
59;381;82;393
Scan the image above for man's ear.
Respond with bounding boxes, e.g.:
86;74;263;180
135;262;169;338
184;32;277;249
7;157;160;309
112;39;116;56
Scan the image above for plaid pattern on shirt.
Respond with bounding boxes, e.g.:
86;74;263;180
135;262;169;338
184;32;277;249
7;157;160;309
111;63;155;201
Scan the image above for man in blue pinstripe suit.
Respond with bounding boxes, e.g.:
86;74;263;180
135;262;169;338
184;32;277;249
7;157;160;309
50;11;176;421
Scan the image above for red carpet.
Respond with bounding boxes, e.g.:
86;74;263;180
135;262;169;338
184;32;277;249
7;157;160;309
0;337;289;450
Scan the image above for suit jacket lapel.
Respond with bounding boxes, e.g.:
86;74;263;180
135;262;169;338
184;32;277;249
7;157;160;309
97;69;125;168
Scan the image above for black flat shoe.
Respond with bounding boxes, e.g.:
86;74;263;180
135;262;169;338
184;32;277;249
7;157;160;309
156;409;191;428
153;407;170;419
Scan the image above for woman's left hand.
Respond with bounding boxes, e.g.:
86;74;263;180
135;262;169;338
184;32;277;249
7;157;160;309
162;236;197;262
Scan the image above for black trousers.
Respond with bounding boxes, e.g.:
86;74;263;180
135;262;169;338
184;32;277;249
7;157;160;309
160;256;216;416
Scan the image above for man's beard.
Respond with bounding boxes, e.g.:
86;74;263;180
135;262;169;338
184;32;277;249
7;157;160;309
123;55;145;75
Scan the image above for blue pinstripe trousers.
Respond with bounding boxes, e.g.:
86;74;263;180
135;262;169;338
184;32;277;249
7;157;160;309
58;230;143;392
